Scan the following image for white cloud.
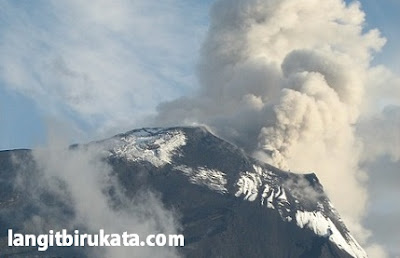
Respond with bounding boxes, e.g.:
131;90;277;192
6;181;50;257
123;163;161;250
0;0;207;137
1;0;399;256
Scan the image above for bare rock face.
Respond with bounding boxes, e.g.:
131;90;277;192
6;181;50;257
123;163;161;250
0;127;366;257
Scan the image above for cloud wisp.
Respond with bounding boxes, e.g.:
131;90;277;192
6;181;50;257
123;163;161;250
0;0;207;137
1;0;399;257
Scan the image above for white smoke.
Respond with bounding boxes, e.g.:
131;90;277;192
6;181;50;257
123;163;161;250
156;0;398;256
1;0;398;256
16;122;182;258
358;105;400;162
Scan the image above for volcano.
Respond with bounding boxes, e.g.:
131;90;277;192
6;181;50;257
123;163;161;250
0;126;366;257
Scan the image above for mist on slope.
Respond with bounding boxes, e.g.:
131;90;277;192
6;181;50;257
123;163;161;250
10;123;181;258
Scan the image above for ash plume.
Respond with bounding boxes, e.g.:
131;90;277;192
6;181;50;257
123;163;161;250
155;0;398;256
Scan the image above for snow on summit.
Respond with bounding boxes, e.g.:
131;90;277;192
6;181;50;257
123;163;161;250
110;128;187;167
102;127;367;258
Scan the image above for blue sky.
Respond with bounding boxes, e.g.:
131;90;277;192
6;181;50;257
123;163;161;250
0;0;399;256
0;0;211;149
359;0;400;71
0;87;45;149
0;0;398;150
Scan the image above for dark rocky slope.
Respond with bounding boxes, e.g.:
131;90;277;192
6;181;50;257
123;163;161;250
0;127;366;257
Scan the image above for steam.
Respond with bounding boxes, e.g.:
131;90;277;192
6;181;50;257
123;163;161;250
358;105;400;162
13;124;181;258
283;177;323;204
1;0;399;256
156;0;398;256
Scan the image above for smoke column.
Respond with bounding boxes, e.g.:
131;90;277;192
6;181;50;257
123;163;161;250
156;0;391;256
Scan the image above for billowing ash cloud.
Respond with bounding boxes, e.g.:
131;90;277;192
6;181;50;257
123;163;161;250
358;105;400;162
155;0;398;256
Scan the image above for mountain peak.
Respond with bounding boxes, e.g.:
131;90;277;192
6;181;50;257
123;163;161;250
100;127;367;258
0;126;367;257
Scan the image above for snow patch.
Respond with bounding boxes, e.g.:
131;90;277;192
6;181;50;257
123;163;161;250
261;184;270;206
174;165;228;193
266;189;275;209
112;129;186;167
235;170;262;201
295;210;367;258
